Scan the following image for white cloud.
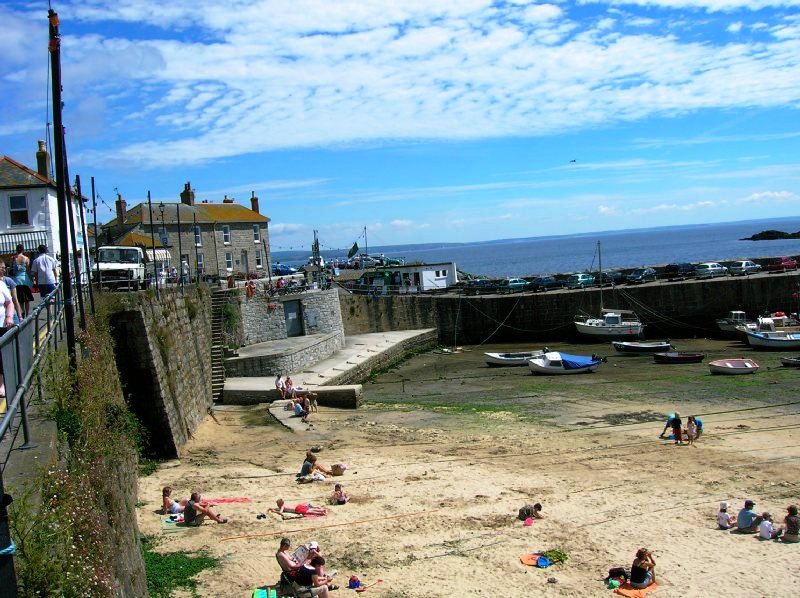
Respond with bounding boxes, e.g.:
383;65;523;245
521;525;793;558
740;190;797;203
270;223;306;235
598;205;617;215
727;21;743;33
521;4;563;23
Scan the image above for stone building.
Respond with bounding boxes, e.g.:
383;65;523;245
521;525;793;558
102;182;270;280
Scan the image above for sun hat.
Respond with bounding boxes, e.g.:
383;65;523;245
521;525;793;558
308;541;319;550
745;499;755;508
719;501;729;510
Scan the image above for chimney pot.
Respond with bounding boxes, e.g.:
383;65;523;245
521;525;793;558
250;191;260;214
36;140;50;179
180;181;195;206
115;193;127;224
222;195;234;204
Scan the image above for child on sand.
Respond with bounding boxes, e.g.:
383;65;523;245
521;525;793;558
717;501;735;529
686;416;697;447
331;483;349;505
274;498;327;516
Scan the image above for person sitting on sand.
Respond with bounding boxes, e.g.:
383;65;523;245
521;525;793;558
162;486;188;515
294;397;310;423
782;505;800;543
274;498;327;516
717;501;736;529
629;548;656;589
293;555;332;597
736;499;762;533
331;483;349;505
759;512;782;539
300;453;332;477
184;492;227;525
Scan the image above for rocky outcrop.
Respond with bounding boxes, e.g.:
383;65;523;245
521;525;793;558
741;229;800;241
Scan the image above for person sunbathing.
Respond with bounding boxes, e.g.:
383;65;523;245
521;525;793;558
184;492;228;525
273;498;327;516
162;486;188;515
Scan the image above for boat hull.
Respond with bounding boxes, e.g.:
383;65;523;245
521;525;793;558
781;357;800;367
485;350;545;367
575;320;644;339
653;352;705;364
528;352;601;375
708;358;759;375
613;341;672;354
746;331;800;350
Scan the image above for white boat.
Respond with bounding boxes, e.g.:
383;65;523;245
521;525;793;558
716;311;753;338
708;358;759;375
574;242;644;339
613;340;672;354
528;351;603;375
485;349;546;367
738;316;800;344
745;331;800;350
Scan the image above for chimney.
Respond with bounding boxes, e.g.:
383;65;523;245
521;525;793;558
115;193;127;224
222;195;234;204
180;181;195;206
250;191;259;214
36;140;50;179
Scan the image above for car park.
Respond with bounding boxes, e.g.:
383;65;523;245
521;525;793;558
566;273;596;288
463;279;495;293
664;263;696;279
598;271;624;285
728;260;762;276
766;256;798;272
695;262;728;279
626;267;657;284
529;276;565;291
498;277;531;291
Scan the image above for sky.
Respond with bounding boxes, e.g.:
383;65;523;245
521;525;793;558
1;1;799;254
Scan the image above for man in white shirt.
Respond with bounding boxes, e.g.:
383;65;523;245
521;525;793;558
30;245;58;297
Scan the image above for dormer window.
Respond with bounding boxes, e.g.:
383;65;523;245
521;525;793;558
9;195;29;226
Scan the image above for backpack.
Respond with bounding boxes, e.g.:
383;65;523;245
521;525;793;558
604;567;630;582
518;504;536;520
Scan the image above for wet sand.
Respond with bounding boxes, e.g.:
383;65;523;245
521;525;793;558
137;337;800;597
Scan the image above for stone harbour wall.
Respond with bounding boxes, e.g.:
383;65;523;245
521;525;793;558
224;331;344;377
109;286;213;458
241;288;344;345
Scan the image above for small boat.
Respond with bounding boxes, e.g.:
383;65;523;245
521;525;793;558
653;352;705;364
485;349;546;367
708;358;759;375
780;356;800;367
746;331;800;350
716;311;754;338
613;340;672;354
528;351;603;375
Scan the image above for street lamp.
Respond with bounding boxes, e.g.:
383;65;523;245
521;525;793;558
158;202;165;285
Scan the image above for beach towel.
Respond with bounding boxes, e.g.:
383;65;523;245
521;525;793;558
614;582;659;598
268;511;304;520
205;497;250;504
161;515;188;533
252;586;278;598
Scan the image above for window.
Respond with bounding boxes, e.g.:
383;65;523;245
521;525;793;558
9;195;29;226
225;251;233;270
222;225;231;244
435;270;447;277
194;225;201;246
255;249;263;268
253;224;261;242
197;252;205;273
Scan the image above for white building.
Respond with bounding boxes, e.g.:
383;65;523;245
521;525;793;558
355;261;458;293
0;140;86;262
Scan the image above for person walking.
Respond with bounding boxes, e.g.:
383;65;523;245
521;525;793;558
30;245;58;298
11;245;33;317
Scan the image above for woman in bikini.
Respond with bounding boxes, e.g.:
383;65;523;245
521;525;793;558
162;486;189;514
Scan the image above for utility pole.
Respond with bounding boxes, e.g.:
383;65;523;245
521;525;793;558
176;203;184;291
67;173;85;330
91;177;100;293
193;213;199;283
75;175;95;314
147;192;158;297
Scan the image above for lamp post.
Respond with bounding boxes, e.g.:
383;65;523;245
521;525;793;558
193;213;199;284
158;202;166;285
176;203;184;290
148;192;158;296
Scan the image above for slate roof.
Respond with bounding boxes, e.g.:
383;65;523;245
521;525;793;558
0;156;55;188
103;201;269;227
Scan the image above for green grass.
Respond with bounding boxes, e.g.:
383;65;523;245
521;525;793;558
142;536;219;598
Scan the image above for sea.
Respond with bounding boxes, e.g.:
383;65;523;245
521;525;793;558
273;217;800;279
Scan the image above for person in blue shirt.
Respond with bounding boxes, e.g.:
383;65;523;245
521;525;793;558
736;499;762;532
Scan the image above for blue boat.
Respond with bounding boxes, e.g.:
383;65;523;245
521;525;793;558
528;351;603;375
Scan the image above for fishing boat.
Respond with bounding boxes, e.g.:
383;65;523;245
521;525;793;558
613;340;672;354
708;358;759;375
528;351;603;375
574;242;644;339
745;330;800;350
716;311;753;338
653;352;705;364
736;315;800;343
485;349;546;367
780;356;800;367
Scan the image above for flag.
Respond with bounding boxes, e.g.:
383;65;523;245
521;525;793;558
347;242;359;258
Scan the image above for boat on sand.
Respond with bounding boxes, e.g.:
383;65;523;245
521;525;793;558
708;358;759;375
485;350;546;367
613;340;672;354
653;352;705;364
528;351;604;375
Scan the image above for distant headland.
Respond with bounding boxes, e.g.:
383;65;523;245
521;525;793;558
741;229;800;241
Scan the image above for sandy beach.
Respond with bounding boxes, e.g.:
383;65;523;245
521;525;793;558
137;338;800;597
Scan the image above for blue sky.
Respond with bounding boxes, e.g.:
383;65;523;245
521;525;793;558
1;1;799;254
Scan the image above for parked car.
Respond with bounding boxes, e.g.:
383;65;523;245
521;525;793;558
272;263;298;276
766;256;798;272
626;267;657;284
598;271;624;285
566;273;596;288
498;277;531;291
463;278;495;293
728;260;762;276
664;263;696;279
695;262;728;279
529;276;564;291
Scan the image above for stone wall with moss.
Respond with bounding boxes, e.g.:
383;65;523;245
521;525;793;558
108;286;213;458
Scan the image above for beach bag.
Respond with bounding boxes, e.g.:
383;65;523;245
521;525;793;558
331;463;347;476
518;504;536;520
604;567;630;583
